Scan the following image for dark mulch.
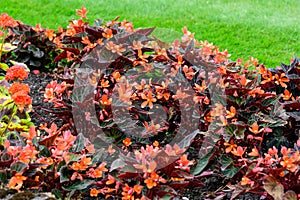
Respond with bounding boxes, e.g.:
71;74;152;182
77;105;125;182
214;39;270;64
23;72;62;126
0;189;56;200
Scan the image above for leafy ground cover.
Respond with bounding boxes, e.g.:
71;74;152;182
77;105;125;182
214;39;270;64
1;0;300;67
0;7;300;200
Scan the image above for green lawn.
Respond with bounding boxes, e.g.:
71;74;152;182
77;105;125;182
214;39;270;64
1;0;300;67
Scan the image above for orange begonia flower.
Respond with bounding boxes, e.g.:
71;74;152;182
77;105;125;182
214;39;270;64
101;79;110;88
123;138;132;147
231;146;245;157
172;89;190;100
81;156;92;166
226;106;236;119
44;29;56;41
100;94;112;105
248;147;260;157
53;36;63;48
261;71;274;85
144;172;166;189
106;41;126;55
224;140;237;154
240;74;248;86
282;89;292;100
194;81;206;92
6;145;21;157
137;49;149;61
249;122;264;134
32;24;43;33
275;73;289;88
141;91;156;109
19;145;38;163
112;71;121;82
280;146;291;156
71;156;92;171
107;145;116;155
165;143;185;156
134;80;147;91
267;146;278;156
173;55;184;67
182;65;195;80
103;28;113;39
82;36;96;49
280;156;298;172
204;111;213;122
132;40;143;50
256;64;268;75
156;80;170;95
71;172;83;181
248;87;265;97
36;157;54;169
90;162;108;178
71;162;82;171
134;185;143;194
153;141;159;147
121;184;135;200
76;6;88;18
143;121;160;135
249;57;259;66
8;173;27;191
144;173;158;189
90;188;99;197
241;176;254;186
156;91;170;100
106;174;116;185
176;154;194;171
44;88;54;101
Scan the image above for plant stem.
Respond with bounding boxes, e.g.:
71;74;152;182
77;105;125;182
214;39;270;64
1;104;17;137
0;30;6;62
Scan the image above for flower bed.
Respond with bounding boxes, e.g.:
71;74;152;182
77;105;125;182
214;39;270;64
0;7;299;200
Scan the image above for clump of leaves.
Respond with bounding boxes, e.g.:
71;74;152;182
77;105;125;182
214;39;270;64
0;121;207;199
3;23;59;70
190;57;300;198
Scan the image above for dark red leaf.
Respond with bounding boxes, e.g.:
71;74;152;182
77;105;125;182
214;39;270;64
117;172;140;179
169;181;190;190
38;133;59;147
135;27;156;36
53;51;67;63
61;47;80;55
85;26;104;38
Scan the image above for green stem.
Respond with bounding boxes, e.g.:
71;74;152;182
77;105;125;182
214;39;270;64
0;30;7;62
1;104;17;137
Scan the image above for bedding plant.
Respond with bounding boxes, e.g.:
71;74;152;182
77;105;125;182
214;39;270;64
0;7;299;200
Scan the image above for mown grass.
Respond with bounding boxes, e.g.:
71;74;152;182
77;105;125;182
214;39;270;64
1;0;300;67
